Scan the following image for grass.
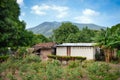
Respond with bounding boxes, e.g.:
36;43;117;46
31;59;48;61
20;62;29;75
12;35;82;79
0;54;120;80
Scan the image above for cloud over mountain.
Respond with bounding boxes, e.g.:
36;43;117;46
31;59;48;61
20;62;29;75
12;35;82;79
31;4;69;19
74;8;100;23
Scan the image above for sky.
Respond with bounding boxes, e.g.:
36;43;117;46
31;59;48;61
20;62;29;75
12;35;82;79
17;0;120;28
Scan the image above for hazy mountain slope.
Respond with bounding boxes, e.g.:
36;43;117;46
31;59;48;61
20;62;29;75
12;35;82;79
28;21;106;37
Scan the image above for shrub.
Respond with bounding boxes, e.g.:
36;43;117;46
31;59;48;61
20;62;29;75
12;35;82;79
48;55;86;61
117;50;120;62
87;62;120;80
46;61;63;80
74;56;86;61
7;72;17;80
0;47;9;55
22;54;41;63
16;47;28;58
0;55;9;62
64;67;84;80
82;60;95;68
68;60;80;68
51;60;61;66
19;64;30;72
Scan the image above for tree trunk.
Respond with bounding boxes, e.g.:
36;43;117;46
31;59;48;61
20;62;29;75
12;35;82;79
104;49;111;63
107;49;110;62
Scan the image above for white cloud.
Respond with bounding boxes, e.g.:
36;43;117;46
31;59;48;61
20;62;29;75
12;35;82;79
31;4;69;18
31;5;48;15
74;8;100;23
51;5;69;18
83;8;99;16
17;0;23;5
74;16;93;23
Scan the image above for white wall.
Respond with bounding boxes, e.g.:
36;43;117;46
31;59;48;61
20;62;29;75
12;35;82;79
56;47;67;56
71;46;95;60
56;46;96;60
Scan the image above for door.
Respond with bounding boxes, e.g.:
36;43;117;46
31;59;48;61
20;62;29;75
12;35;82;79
67;47;71;56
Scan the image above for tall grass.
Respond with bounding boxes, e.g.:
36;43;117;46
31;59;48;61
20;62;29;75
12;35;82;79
0;54;120;80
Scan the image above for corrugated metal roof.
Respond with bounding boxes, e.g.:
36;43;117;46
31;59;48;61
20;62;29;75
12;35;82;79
57;43;96;47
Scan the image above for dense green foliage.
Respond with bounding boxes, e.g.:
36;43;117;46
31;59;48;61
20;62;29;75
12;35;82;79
0;0;49;54
0;0;32;51
94;24;120;62
0;0;26;47
0;55;120;80
0;55;9;62
94;24;120;49
53;22;79;43
33;34;50;45
52;23;98;43
76;27;97;42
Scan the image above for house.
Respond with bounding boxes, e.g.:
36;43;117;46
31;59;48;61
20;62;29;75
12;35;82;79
56;43;97;60
33;42;56;60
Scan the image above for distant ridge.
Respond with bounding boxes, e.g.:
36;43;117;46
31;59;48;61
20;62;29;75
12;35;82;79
27;21;106;37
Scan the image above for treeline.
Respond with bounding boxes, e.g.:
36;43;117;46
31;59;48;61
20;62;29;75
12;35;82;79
50;22;98;43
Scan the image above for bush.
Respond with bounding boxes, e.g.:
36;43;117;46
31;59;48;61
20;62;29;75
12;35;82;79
68;60;80;68
7;72;17;80
16;47;28;58
64;67;85;80
82;60;95;68
117;50;120;57
87;62;120;80
0;47;9;55
46;60;63;80
51;60;61;66
48;55;86;61
0;55;9;62
22;54;41;63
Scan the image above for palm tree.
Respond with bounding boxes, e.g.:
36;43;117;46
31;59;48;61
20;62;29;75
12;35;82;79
94;28;114;62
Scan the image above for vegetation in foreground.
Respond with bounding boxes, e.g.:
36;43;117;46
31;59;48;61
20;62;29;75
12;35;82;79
0;54;120;80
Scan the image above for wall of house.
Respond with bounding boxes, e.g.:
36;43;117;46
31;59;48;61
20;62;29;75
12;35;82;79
40;49;52;60
56;46;96;60
71;46;95;60
56;47;67;56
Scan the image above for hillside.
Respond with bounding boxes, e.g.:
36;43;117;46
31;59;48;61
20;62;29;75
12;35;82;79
28;21;106;37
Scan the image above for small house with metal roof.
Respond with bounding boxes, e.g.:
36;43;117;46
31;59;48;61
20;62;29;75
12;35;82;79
56;43;97;60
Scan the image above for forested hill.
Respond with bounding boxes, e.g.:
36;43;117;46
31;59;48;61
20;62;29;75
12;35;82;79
28;21;106;37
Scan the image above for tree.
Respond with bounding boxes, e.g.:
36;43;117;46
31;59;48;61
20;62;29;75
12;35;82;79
53;22;79;43
0;0;35;53
94;25;120;62
33;34;49;45
110;24;120;49
75;27;97;43
66;33;78;43
94;28;113;62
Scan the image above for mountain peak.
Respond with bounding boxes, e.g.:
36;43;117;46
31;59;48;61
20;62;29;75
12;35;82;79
28;21;106;37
